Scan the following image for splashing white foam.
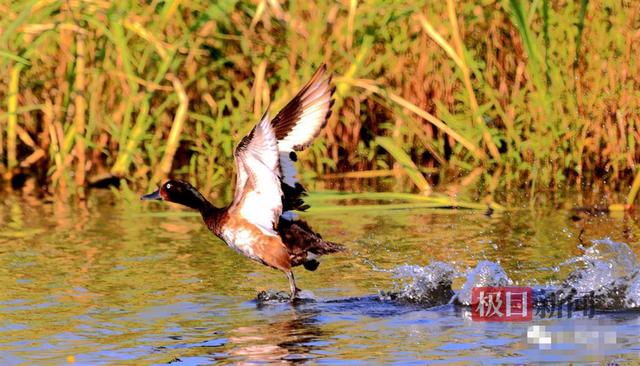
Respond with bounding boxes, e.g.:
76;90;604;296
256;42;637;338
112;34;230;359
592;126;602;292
373;238;640;311
560;238;640;310
625;274;640;308
456;261;513;306
384;262;455;305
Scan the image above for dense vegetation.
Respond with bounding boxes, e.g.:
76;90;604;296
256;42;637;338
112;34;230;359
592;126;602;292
1;0;639;204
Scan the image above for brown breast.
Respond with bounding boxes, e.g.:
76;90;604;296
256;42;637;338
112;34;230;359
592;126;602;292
210;211;292;272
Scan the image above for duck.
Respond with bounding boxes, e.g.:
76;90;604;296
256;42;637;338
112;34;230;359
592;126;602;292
141;65;344;300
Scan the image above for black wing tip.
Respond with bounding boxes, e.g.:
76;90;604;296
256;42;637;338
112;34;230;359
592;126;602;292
312;64;332;89
270;63;334;150
327;74;334;89
321;68;333;92
259;104;271;122
325;97;336;121
297;79;336;148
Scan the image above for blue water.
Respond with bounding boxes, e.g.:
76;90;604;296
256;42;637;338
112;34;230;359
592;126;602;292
0;194;639;364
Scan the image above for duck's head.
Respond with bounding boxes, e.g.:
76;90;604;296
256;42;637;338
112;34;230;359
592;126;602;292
141;179;210;211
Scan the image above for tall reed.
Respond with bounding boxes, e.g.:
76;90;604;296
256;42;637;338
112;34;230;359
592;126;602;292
0;0;638;205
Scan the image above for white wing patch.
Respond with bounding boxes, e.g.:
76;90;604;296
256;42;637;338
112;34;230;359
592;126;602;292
280;151;298;187
230;65;334;228
232;112;282;235
277;78;333;152
269;65;334;219
279;151;300;220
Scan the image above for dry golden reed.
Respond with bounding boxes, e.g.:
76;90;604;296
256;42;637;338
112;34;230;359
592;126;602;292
0;0;639;205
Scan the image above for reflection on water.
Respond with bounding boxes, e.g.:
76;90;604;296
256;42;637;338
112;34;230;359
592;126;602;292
0;192;639;364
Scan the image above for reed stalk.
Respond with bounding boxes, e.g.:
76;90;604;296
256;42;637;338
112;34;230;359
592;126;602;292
6;64;23;176
150;75;188;187
375;136;432;195
626;169;640;207
444;0;501;162
253;60;267;119
44;100;67;196
321;170;395;179
0;0;637;205
344;78;485;160
111;100;150;176
74;33;87;192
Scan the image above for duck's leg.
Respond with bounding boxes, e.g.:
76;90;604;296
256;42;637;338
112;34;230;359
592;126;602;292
286;271;300;300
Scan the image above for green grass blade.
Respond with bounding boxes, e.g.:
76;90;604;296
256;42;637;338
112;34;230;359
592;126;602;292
0;50;30;66
375;136;432;194
574;0;589;69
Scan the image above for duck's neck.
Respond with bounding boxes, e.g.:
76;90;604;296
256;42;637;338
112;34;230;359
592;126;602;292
198;200;221;216
179;186;220;215
198;200;227;235
180;187;226;232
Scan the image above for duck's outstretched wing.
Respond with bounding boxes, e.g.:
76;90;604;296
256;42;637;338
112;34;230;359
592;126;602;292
271;65;334;217
231;110;282;235
271;65;334;151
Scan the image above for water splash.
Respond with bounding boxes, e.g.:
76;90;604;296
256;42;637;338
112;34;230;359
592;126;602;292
455;261;513;306
558;238;640;311
626;274;640;308
562;238;638;291
379;262;455;307
252;239;640;313
380;239;640;312
255;290;315;305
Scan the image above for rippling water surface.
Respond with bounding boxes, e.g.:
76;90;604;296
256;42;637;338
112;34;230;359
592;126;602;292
1;193;639;364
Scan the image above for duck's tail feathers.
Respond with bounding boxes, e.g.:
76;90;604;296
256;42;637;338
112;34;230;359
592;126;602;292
303;240;344;272
310;240;345;255
302;238;345;272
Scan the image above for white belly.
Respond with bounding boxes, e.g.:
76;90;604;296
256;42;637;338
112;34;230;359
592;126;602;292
220;228;261;262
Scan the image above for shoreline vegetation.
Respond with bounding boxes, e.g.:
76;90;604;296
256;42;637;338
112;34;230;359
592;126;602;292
1;1;639;209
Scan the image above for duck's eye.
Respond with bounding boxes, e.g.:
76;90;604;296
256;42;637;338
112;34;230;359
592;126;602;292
165;183;172;190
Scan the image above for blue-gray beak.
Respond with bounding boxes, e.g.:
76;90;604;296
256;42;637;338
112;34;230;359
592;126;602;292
140;189;162;201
